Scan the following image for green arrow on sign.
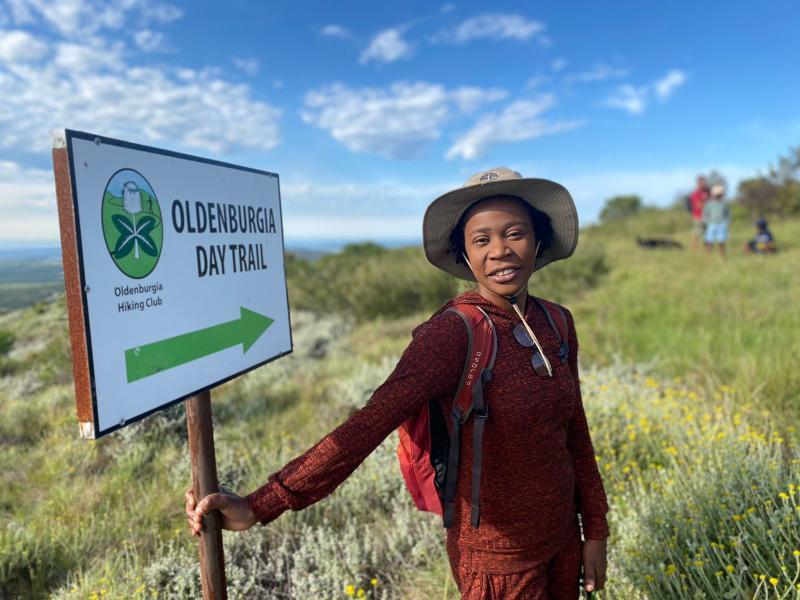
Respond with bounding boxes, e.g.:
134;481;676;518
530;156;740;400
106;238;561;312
125;306;274;383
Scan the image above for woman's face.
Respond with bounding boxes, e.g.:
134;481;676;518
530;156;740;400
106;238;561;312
462;196;538;300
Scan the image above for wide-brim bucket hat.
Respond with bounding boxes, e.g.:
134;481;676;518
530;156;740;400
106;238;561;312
423;167;579;281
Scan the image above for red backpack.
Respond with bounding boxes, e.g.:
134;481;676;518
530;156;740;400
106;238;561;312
396;299;569;528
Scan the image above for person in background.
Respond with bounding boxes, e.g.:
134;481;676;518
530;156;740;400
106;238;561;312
689;176;710;252
745;217;777;254
702;184;731;256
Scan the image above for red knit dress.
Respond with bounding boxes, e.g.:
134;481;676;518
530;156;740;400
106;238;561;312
246;291;609;597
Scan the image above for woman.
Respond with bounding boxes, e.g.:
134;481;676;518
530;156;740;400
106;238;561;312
186;167;609;599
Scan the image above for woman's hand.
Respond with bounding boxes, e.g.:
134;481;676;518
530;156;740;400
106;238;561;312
582;538;607;593
185;487;258;537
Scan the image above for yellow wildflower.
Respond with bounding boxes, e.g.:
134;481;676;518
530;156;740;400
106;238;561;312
357;589;366;598
770;577;778;586
726;565;734;574
345;584;355;596
371;578;378;586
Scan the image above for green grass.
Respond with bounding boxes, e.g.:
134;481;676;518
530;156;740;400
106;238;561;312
562;209;800;414
0;282;64;312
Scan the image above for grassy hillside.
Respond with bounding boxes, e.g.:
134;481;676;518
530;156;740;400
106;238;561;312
0;258;64;312
1;208;798;598
566;208;800;415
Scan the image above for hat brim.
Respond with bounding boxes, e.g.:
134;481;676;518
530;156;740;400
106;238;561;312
423;178;578;281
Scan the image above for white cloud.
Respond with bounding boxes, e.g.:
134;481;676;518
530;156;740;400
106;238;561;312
655;69;687;100
525;74;550;89
232;57;259;75
0;160;59;242
133;29;166;53
560;164;754;223
445;95;584;160
0;29;48;62
449;86;507;113
605;69;687;115
550;57;567;72
6;0;182;37
438;13;545;44
142;3;182;24
284;214;422;244
0;14;281;154
320;24;350;38
0;160;53;208
302;81;506;159
282;178;444;213
360;28;412;64
565;62;629;83
605;84;648;115
281;177;455;243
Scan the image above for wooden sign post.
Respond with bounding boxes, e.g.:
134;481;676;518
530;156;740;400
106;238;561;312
51;129;293;599
186;390;227;600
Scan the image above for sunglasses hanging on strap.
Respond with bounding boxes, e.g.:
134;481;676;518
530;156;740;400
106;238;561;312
510;296;570;377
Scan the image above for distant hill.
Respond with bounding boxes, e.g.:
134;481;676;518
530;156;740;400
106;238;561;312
0;246;61;261
0;250;64;312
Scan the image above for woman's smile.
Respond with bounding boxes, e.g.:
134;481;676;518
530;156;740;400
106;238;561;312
487;266;521;284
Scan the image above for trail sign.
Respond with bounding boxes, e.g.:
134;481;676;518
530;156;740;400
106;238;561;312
53;130;292;438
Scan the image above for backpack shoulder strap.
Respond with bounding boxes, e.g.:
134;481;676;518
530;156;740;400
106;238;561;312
441;304;497;528
444;305;497;418
533;298;570;364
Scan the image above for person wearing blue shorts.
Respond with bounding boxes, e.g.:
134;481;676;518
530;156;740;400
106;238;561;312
702;184;731;255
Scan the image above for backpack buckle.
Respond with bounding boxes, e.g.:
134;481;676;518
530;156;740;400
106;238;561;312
558;341;569;364
474;405;489;420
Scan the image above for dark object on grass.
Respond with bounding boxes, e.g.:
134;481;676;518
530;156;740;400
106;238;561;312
637;237;684;249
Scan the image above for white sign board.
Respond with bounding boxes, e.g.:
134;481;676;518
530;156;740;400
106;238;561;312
55;130;292;438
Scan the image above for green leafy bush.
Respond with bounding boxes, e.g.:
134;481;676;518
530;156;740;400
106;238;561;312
600;195;642;222
532;242;610;303
736;147;800;217
287;244;457;322
0;329;13;356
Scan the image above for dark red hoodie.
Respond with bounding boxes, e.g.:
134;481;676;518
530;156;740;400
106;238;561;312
246;290;609;573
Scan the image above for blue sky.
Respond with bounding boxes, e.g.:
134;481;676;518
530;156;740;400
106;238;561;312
1;0;799;248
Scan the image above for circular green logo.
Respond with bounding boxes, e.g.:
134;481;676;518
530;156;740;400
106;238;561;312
101;169;163;278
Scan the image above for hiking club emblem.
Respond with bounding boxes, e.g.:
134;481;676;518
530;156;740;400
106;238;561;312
101;169;163;278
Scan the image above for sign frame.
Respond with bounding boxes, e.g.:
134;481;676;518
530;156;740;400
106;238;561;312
53;129;293;439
